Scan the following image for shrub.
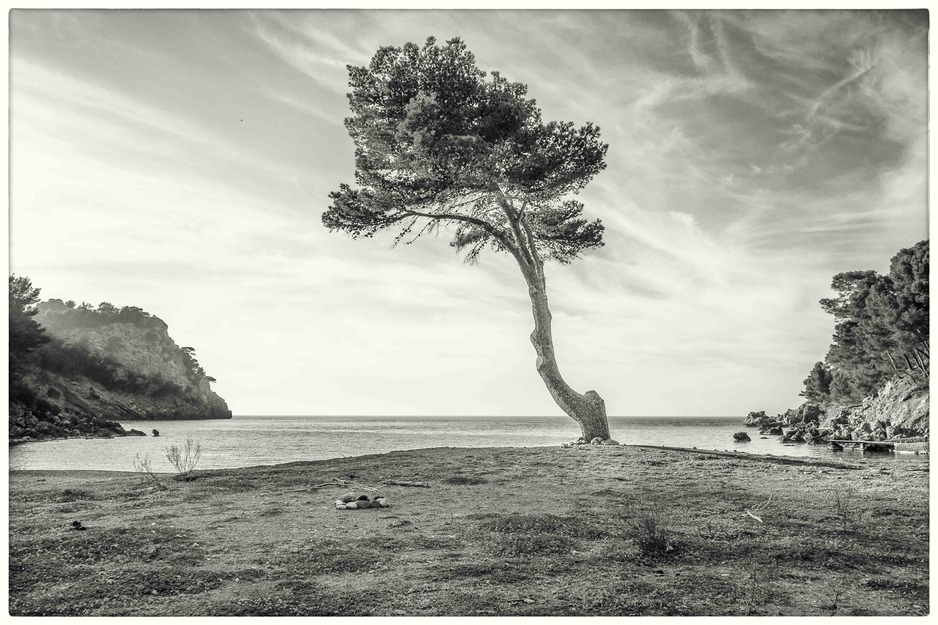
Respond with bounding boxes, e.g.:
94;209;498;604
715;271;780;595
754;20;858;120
164;436;202;480
133;454;168;490
831;489;868;534
622;506;675;557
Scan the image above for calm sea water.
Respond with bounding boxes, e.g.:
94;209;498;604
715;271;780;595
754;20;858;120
8;415;916;472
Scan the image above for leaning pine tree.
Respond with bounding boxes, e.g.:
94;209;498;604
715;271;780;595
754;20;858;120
324;37;616;444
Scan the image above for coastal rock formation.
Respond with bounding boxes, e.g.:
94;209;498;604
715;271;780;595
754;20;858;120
826;377;929;438
10;299;231;444
747;376;928;445
743;411;768;427
8;406;127;443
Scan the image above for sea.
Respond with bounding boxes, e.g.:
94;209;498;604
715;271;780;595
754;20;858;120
8;415;919;473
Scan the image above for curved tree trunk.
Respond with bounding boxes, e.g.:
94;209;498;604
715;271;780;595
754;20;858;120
519;260;614;443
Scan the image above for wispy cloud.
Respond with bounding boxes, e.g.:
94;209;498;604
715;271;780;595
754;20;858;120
248;11;370;93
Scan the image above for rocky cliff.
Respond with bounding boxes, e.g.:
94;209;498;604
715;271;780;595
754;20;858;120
10;299;231;444
745;376;928;445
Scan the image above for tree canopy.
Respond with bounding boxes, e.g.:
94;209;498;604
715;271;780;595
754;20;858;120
324;36;607;265
9;275;49;365
806;240;929;403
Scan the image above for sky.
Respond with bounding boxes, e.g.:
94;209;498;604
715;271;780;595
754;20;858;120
8;9;929;419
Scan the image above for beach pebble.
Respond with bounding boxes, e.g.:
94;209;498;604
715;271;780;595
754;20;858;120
341;494;357;503
335;503;347;510
346;502;358;510
375;498;389;508
356;494;370;501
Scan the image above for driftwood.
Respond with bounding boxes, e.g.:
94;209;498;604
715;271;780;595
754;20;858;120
298;477;385;494
382;479;430;488
744;494;774;523
288;476;430;492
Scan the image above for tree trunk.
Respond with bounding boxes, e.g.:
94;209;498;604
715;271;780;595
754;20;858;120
911;347;929;382
519;261;614;444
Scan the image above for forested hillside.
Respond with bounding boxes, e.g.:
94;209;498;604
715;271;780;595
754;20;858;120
9;276;231;443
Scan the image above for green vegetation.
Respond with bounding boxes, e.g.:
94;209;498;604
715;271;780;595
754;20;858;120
39;299;163;330
32;340;183;397
164;435;203;481
623;505;675;557
180;346;209;379
9;275;50;369
133;455;169;491
9;276;57;419
324;36;613;442
801;240;928;404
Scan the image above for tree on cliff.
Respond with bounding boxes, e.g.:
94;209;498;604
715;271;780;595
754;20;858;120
323;37;614;442
800;361;832;402
875;240;929;380
808;240;929;403
9;275;50;369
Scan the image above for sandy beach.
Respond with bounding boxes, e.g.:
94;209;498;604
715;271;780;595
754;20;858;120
8;444;929;616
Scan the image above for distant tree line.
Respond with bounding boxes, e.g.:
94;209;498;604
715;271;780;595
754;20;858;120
801;240;928;404
39;299;163;330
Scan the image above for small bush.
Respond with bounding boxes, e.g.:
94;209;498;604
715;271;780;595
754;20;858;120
133;454;167;490
165;436;202;480
622;506;675;557
831;489;869;535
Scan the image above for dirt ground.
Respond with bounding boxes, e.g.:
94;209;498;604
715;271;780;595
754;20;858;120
7;444;930;616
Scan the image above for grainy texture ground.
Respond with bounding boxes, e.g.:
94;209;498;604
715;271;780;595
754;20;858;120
7;445;930;616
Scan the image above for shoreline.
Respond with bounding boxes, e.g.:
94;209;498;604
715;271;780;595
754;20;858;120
8;441;880;476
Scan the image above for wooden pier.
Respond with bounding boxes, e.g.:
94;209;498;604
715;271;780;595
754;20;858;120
828;439;929;454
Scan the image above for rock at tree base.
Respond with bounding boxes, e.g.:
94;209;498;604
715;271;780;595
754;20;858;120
562;438;620;448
